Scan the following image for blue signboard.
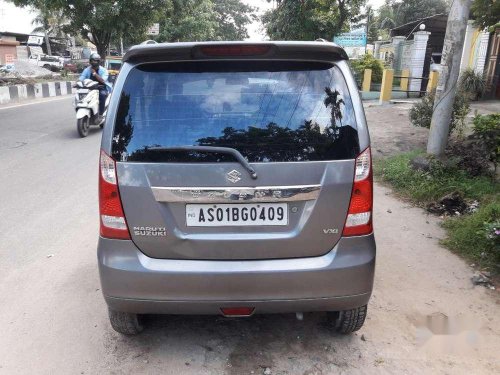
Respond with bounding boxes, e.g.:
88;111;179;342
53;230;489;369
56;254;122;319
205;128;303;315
333;32;367;47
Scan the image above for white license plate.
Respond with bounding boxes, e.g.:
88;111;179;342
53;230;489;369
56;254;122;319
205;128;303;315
77;89;89;94
186;203;288;227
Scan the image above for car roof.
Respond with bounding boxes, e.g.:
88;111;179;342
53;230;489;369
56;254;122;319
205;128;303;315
122;41;349;64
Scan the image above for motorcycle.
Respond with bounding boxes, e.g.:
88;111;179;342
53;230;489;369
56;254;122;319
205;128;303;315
74;79;110;137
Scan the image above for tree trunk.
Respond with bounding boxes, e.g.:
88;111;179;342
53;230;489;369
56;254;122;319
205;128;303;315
96;43;107;61
426;0;472;156
44;31;52;56
91;30;111;63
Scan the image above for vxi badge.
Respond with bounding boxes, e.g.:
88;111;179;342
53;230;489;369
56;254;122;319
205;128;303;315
323;228;339;234
133;226;167;237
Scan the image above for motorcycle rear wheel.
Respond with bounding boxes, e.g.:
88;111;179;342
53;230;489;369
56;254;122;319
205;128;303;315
77;116;90;138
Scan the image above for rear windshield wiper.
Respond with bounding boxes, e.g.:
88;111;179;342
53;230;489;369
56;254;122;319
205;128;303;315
148;145;258;180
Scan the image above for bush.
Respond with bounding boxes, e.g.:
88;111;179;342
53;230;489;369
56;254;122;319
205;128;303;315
409;90;471;135
442;200;500;269
377;151;500;271
376;151;497;204
472;113;500;173
446;139;493;177
458;68;486;100
350;54;384;83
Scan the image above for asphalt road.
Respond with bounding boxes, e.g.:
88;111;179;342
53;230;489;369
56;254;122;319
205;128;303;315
0;97;499;374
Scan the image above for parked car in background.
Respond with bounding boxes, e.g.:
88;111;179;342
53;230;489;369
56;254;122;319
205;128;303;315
63;62;78;73
98;41;376;336
29;54;63;72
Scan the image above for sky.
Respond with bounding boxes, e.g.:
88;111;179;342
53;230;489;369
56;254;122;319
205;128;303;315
1;0;388;38
0;0;35;34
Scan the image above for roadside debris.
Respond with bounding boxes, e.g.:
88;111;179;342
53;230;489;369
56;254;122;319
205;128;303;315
263;367;272;375
426;191;470;216
471;272;495;289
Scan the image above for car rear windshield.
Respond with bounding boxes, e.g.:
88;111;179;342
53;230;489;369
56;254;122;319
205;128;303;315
112;60;359;163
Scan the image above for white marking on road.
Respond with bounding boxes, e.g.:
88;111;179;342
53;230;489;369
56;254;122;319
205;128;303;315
0;96;71;111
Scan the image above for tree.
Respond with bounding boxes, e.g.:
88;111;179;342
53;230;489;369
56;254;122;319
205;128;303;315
262;0;366;41
212;0;257;40
158;0;219;42
31;6;66;55
374;0;449;36
11;0;168;58
157;0;256;42
471;0;500;29
393;0;448;25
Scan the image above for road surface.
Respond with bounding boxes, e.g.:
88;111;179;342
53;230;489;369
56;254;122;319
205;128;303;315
0;97;499;374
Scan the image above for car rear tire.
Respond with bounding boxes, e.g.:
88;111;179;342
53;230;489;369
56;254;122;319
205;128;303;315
108;309;143;335
331;305;367;334
77;117;90;137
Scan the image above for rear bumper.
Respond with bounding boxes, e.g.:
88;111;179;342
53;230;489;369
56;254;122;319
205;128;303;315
98;234;376;314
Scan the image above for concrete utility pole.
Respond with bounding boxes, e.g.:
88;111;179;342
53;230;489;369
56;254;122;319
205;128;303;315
426;0;472;156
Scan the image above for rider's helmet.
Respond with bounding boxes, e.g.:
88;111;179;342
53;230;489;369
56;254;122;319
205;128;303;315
89;53;101;69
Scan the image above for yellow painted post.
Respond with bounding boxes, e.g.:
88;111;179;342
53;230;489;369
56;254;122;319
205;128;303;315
362;69;372;92
427;71;439;92
379;69;394;104
400;69;410;91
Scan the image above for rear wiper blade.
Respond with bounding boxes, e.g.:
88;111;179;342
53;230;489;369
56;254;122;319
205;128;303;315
148;145;258;180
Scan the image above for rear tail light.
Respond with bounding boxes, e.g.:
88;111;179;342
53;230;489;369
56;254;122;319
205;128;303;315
343;148;373;236
99;150;130;239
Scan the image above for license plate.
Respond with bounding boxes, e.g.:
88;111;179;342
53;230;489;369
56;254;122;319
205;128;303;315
186;203;288;227
77;89;89;94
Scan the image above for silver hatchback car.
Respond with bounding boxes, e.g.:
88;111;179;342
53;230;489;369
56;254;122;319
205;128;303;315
98;41;375;335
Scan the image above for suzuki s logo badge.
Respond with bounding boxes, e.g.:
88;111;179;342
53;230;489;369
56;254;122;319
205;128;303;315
226;169;242;183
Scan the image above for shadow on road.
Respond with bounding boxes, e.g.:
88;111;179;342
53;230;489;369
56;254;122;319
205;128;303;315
59;127;104;140
105;313;358;374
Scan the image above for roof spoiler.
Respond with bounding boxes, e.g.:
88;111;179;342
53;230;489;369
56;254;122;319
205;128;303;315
123;41;349;64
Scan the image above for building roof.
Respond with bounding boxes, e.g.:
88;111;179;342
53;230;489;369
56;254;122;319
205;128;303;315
390;14;448;54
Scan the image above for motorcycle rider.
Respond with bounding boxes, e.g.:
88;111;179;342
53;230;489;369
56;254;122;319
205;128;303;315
79;53;112;123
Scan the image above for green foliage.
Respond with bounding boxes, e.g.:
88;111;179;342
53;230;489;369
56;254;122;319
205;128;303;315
459;68;486;100
377;151;500;268
472;113;500;171
157;0;256;42
375;151;497;204
159;0;218;42
12;0;168;57
375;0;448;34
471;0;500;29
442;201;500;269
409;90;471;135
350;54;383;83
212;0;257;40
262;0;365;41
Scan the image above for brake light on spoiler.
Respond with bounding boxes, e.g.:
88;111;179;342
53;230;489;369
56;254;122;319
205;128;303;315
343;148;373;236
99;150;130;240
196;44;272;57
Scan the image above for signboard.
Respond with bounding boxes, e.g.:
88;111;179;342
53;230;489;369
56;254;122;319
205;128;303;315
27;35;44;46
147;23;160;36
333;31;367;58
333;32;367;48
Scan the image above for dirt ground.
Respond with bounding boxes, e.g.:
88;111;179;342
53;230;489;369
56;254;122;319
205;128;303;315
0;99;499;374
367;99;500;159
